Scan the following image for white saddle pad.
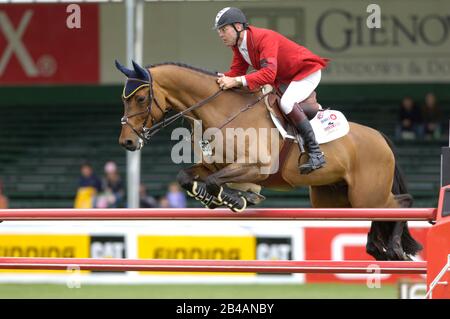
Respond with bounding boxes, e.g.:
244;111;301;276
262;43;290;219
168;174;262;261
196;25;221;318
270;109;350;144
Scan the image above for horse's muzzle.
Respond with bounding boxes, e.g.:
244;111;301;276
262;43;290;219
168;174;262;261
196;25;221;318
120;138;144;151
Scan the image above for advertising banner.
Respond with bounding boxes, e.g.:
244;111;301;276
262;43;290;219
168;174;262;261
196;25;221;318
0;4;99;84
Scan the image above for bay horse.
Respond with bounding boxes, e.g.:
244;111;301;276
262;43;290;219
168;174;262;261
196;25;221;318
115;60;422;261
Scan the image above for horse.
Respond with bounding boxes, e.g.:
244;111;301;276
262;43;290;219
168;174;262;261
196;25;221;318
115;60;422;261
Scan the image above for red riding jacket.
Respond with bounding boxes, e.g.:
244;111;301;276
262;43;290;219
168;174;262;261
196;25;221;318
224;26;329;91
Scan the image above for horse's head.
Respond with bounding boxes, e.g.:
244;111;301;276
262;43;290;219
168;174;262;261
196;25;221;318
115;60;168;151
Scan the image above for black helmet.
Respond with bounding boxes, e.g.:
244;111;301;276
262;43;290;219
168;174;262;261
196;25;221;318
213;7;248;30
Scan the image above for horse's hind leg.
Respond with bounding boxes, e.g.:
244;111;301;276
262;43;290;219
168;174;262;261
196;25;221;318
309;184;350;208
347;169;410;260
310;184;387;259
385;221;411;260
366;223;389;260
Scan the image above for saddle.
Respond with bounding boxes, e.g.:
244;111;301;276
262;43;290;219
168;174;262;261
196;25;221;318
262;85;322;131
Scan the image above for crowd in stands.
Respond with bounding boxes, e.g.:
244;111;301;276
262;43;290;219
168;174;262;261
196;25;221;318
396;92;444;141
74;161;186;209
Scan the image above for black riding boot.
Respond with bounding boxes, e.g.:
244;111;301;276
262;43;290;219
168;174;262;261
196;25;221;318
287;103;326;174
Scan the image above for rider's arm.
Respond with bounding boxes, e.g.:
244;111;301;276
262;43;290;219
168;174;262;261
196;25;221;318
244;32;278;90
224;46;249;78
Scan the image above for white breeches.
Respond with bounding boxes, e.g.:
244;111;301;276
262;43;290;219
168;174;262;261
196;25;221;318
280;70;321;114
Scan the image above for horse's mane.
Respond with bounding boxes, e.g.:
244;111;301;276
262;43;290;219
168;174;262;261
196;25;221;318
146;62;257;97
146;62;218;77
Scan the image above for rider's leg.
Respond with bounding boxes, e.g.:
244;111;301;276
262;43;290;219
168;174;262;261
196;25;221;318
280;70;325;174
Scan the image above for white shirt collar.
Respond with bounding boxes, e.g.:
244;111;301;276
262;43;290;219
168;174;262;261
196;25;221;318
238;30;252;66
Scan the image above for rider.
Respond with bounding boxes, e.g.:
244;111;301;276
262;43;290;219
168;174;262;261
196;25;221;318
214;7;329;174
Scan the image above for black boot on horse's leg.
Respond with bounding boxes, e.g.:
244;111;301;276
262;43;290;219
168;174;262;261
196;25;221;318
177;170;222;209
286;103;326;174
216;185;247;212
189;181;223;209
205;177;247;213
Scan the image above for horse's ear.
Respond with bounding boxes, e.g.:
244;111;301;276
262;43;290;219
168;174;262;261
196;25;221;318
132;60;150;81
115;59;135;78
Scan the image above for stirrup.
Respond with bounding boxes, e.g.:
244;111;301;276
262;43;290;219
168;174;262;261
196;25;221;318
299;152;325;174
217;187;247;212
187;181;223;209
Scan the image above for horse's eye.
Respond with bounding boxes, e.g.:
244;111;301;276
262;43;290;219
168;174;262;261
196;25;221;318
136;96;146;103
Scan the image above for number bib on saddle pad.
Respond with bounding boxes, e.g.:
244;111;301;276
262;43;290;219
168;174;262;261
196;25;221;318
270;109;350;144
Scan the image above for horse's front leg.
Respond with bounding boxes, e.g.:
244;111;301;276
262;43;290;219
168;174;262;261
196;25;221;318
205;163;267;212
177;164;223;209
177;163;211;190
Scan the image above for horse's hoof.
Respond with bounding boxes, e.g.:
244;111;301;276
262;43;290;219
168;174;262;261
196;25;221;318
386;246;407;261
403;254;413;261
366;246;388;261
244;192;266;205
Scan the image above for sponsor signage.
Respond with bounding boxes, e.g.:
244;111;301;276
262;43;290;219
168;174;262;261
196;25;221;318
138;235;256;275
398;281;427;299
0;234;89;273
0;4;99;84
90;235;126;273
304;227;428;283
256;237;292;276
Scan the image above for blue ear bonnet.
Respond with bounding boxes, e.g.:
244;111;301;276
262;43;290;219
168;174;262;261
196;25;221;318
122;78;150;99
115;60;150;98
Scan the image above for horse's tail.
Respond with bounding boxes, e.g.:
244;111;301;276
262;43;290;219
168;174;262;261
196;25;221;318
380;132;409;194
380;132;423;256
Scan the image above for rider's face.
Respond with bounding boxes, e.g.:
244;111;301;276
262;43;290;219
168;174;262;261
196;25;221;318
217;25;238;47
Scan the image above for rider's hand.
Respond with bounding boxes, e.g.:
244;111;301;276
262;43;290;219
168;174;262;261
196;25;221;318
217;76;241;90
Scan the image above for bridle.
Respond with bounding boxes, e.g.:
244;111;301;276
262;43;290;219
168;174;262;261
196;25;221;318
120;74;167;142
120;68;270;142
120;69;226;142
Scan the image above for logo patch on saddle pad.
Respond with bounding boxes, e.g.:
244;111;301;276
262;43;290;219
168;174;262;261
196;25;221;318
270;109;350;144
310;110;350;143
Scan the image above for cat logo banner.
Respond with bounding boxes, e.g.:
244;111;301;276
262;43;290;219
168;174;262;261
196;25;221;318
256;237;292;276
138;235;256;275
90;235;126;273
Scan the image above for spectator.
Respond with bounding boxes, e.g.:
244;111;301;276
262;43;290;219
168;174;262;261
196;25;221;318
96;161;125;208
166;182;186;208
396;96;422;141
159;196;171;208
421;92;442;141
74;162;102;209
139;184;158;208
0;179;8;209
